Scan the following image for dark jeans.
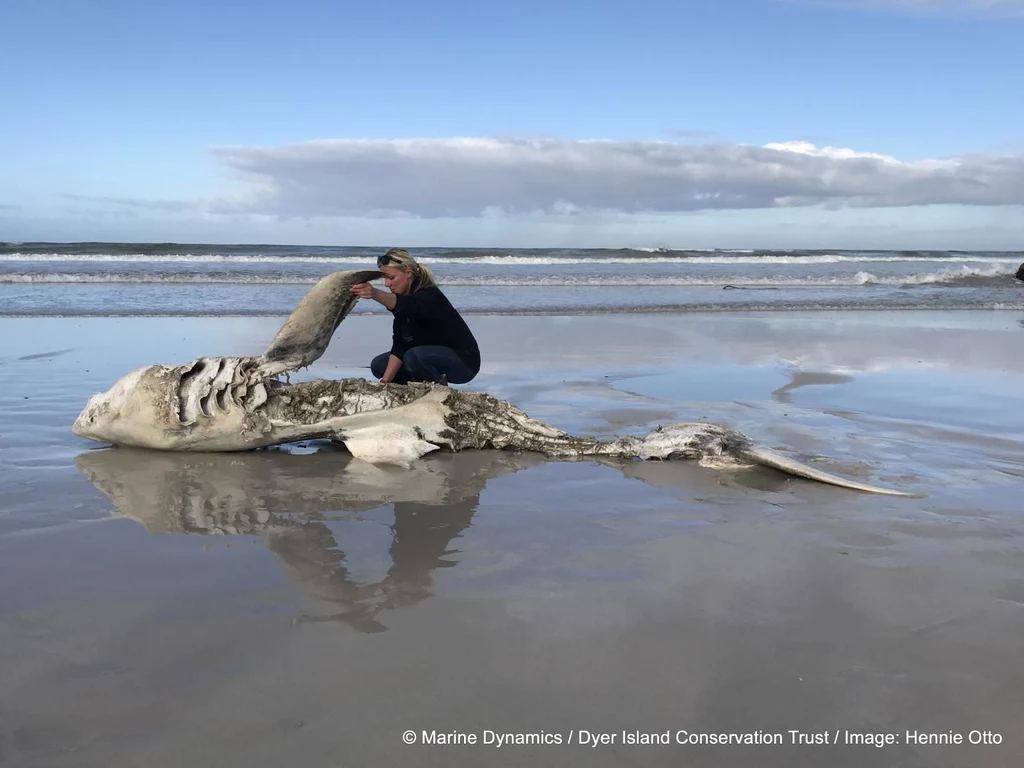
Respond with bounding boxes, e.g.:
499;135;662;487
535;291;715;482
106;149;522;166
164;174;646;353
371;346;476;384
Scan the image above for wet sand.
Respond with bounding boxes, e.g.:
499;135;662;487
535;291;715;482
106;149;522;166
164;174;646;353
1;311;1023;767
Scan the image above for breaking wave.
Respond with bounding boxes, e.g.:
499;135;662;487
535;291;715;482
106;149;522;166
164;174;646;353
0;252;1019;266
8;301;1024;318
3;264;1016;286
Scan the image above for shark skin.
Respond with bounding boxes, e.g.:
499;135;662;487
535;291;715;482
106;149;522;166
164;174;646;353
72;270;920;497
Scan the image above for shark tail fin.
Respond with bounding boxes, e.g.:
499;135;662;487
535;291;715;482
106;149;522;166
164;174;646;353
738;447;922;497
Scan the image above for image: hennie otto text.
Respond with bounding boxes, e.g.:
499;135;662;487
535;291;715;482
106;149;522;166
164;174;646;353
403;729;1005;748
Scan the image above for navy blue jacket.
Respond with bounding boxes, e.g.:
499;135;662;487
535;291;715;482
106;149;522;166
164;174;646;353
389;286;481;373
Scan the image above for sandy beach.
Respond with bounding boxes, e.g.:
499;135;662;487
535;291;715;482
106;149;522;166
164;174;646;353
1;310;1023;767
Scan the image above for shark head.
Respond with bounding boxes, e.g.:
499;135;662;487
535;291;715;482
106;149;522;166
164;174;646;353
72;365;178;447
71;269;386;452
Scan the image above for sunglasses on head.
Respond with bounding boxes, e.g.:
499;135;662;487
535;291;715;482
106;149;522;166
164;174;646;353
376;254;394;268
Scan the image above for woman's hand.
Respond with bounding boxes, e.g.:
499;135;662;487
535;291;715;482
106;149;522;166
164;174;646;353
351;282;397;310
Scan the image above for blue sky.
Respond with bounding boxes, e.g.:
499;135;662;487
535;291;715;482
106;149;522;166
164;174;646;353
1;0;1022;248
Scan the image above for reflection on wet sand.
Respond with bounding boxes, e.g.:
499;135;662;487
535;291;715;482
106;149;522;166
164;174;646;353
771;370;854;404
75;446;545;633
73;443;833;633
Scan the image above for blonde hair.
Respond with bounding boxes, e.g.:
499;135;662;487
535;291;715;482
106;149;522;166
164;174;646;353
379;248;437;292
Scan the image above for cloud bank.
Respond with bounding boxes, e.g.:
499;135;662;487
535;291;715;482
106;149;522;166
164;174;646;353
208;138;1024;219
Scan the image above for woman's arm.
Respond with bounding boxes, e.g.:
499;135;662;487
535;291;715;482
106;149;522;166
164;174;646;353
350;283;410;381
350;283;397;311
380;354;404;384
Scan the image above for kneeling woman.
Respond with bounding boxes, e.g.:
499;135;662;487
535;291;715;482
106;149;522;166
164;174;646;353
350;248;480;385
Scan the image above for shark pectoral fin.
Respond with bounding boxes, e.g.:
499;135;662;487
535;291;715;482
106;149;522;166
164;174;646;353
405;385;452;406
740;447;923;498
334;422;441;466
259;269;385;374
268;385;452;461
327;388;452;464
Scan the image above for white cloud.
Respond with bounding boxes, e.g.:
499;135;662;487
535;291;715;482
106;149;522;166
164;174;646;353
207;137;1024;219
761;141;903;165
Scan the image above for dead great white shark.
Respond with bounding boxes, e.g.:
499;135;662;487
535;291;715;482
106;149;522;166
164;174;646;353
72;269;919;497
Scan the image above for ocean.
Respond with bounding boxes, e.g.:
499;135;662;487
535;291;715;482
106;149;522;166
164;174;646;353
1;242;1021;316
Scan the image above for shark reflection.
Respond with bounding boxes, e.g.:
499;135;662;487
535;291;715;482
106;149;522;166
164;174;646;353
75;446;543;633
771;370;854;404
